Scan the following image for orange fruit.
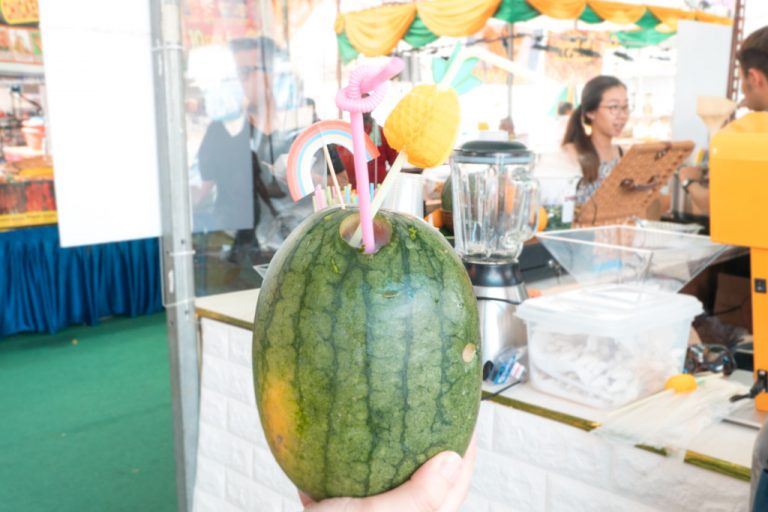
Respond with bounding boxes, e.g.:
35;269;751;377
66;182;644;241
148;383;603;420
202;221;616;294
537;207;548;232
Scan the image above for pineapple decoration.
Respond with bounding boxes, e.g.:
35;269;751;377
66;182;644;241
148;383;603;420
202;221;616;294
384;45;484;169
349;45;521;247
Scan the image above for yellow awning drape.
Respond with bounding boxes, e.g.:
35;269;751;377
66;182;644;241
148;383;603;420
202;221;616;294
417;0;502;37
335;1;733;58
526;0;586;20
648;6;695;32
344;3;417;57
695;11;733;26
588;1;646;25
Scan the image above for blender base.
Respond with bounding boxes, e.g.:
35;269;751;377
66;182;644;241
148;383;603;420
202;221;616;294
465;261;529;380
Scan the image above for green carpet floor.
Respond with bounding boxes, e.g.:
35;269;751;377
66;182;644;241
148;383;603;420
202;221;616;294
0;313;177;512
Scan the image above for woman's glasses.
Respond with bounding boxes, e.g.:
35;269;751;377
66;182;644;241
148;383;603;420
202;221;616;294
599;104;631;115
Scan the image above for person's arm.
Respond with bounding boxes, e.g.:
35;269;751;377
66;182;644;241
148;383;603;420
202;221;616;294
301;435;477;512
684;179;710;215
679;165;709;215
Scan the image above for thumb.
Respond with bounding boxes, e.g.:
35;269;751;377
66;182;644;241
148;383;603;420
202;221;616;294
303;451;462;512
367;451;463;512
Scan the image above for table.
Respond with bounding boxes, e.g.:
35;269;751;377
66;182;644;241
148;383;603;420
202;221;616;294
0;225;162;337
194;289;754;512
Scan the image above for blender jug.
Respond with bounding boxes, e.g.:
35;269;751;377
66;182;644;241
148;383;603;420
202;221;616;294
450;140;540;379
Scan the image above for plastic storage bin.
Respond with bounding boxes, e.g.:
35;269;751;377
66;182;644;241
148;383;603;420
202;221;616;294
516;285;703;409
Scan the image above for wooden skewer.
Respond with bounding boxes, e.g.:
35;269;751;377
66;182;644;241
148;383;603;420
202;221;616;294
318;130;345;209
349;151;408;248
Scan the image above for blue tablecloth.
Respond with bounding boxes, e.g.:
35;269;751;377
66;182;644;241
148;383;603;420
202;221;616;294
0;226;163;337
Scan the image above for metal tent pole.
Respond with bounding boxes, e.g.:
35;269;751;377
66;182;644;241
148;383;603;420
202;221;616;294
726;0;747;102
149;1;199;511
506;23;514;123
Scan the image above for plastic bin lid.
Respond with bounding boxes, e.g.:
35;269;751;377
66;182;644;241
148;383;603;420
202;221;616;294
515;285;703;337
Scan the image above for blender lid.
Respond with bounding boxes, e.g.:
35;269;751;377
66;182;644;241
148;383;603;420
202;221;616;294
452;140;534;165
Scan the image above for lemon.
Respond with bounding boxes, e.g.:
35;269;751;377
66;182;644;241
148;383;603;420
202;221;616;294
664;374;697;393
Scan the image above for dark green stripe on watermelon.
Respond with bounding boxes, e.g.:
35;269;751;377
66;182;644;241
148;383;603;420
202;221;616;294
253;207;481;500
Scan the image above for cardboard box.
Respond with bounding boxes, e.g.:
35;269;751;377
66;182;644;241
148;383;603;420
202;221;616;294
714;273;753;332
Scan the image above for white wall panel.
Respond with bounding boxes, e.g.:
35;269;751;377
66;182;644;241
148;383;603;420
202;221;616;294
40;0;160;246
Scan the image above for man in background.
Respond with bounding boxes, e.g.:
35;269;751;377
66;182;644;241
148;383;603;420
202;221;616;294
680;26;768;215
734;24;768;512
195;37;308;272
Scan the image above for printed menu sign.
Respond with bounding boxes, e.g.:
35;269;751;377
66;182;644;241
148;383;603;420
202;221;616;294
0;26;41;63
0;177;57;228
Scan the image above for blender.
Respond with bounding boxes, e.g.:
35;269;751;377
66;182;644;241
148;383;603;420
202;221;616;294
450;140;540;379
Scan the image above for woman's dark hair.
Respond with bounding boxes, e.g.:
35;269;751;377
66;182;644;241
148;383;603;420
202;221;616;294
737;26;768;79
562;75;625;183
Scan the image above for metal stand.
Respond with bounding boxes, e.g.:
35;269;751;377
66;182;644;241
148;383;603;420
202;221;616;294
465;261;529;378
149;2;199;511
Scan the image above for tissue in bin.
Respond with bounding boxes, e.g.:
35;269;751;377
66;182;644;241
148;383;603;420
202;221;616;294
528;331;680;408
515;285;703;409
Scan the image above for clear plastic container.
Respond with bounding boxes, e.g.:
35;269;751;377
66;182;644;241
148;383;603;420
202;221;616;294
536;225;730;292
634;218;704;235
515;285;703;409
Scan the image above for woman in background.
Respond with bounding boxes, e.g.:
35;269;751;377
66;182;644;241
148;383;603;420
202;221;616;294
562;75;630;205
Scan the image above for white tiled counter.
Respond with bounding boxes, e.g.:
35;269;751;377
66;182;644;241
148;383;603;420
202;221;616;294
194;289;754;512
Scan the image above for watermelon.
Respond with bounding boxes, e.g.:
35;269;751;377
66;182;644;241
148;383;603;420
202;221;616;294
252;207;481;500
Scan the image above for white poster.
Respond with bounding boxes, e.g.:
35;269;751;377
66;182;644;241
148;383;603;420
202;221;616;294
671;21;732;158
40;0;160;247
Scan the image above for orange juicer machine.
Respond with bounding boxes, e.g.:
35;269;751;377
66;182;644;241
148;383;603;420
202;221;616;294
710;112;768;411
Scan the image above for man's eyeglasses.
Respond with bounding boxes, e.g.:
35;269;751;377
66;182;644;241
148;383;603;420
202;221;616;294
599;104;631;115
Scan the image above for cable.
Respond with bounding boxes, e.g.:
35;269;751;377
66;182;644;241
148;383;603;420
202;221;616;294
481;379;523;401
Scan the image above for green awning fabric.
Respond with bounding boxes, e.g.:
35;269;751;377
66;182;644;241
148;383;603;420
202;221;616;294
578;5;603;25
634;9;661;29
337;32;360;64
403;14;440;48
494;0;541;24
616;27;676;48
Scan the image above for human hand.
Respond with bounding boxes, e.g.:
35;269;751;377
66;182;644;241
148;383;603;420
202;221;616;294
300;434;477;512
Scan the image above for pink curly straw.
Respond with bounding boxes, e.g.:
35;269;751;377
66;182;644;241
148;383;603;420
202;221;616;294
335;58;404;253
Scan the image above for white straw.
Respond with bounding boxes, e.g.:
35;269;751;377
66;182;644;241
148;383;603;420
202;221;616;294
318;131;345;209
349;151;408;248
439;46;557;90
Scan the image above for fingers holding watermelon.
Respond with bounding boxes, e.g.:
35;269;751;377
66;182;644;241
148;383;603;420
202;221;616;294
299;433;478;512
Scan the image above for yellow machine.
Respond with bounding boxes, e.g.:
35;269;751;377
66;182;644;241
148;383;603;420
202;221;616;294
710;112;768;411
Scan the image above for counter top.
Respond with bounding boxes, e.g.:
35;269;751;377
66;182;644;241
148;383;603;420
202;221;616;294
195;288;758;482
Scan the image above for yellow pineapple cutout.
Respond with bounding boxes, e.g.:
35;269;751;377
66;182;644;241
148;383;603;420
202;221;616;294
384;46;482;169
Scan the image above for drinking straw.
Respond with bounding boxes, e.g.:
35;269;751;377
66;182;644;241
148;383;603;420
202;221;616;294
345;184;351;205
349;152;407;249
314;184;326;210
335;57;404;253
318;129;345;209
439;46;546;90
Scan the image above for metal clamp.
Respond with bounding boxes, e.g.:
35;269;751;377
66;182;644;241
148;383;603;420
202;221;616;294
730;369;768;402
